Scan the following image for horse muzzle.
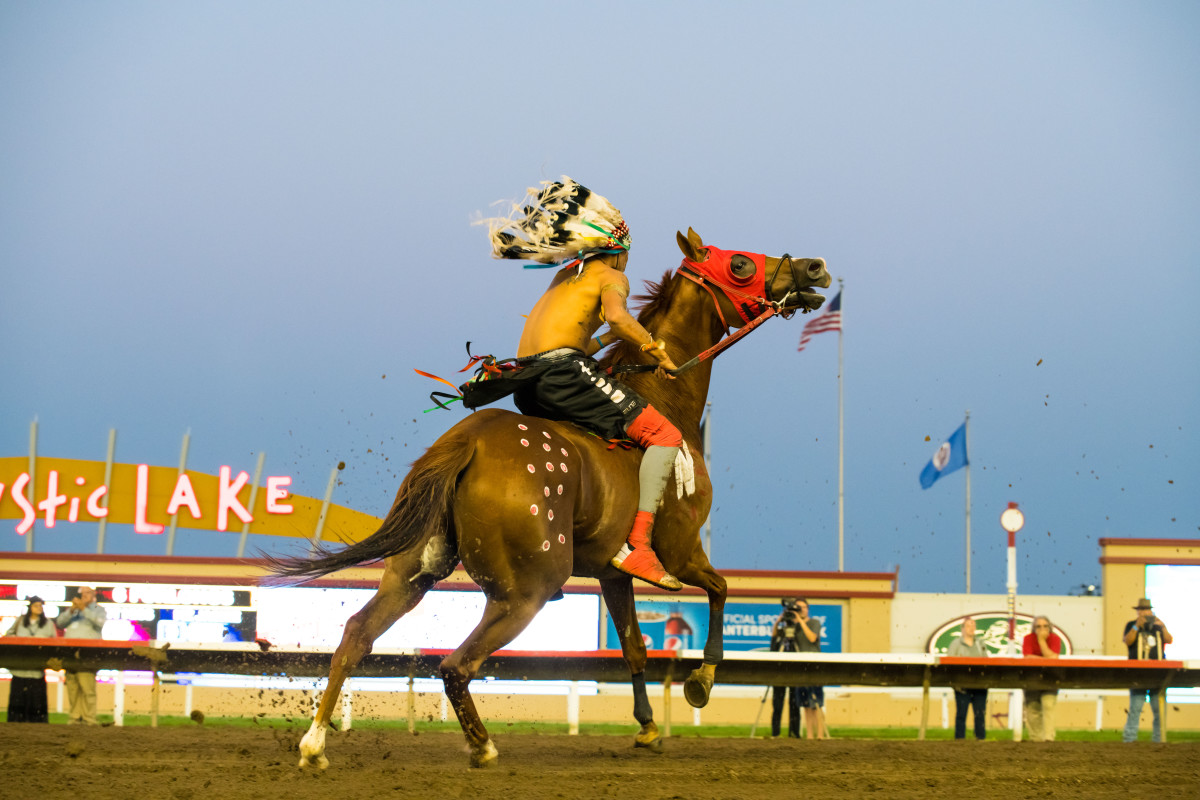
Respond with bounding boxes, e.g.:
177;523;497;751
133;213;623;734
774;256;832;313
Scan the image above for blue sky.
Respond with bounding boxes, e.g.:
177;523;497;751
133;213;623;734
2;2;1197;595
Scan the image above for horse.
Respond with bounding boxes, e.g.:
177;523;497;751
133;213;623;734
267;228;831;768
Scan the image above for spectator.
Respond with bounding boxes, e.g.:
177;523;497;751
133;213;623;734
4;596;57;723
774;598;825;739
54;586;106;725
1122;597;1173;743
947;616;988;740
768;599;805;738
1021;615;1063;742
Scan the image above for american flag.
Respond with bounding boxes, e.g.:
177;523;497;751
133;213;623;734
796;290;842;352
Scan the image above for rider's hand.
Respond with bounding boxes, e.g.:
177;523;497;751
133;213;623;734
644;339;677;379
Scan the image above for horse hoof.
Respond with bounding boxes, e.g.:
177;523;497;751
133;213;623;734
298;753;329;770
634;735;664;753
469;739;499;768
298;724;328;769
683;668;713;708
634;722;663;752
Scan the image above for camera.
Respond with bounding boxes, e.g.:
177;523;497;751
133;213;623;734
1141;614;1158;631
778;598;804;626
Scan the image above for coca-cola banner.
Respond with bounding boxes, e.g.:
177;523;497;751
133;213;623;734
603;600;842;653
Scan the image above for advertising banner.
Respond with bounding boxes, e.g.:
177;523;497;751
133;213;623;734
604;600;843;653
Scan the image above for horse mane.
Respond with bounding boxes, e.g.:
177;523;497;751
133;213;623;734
598;270;702;431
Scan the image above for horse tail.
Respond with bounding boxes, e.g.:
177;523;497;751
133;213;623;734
262;429;475;585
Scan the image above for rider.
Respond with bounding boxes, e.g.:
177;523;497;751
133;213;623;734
465;177;684;591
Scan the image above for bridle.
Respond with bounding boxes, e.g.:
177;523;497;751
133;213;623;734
609;250;810;376
678;251;807;331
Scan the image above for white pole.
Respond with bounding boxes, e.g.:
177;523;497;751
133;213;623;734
837;278;845;572
342;687;353;731
96;428;117;554
1011;690;1024;742
567;682;580;735
185;683;194;717
702;402;712;559
165;429;191;556
964;411;972;594
237;451;267;558
310;463;343;551
26;418;37;552
113;671;125;726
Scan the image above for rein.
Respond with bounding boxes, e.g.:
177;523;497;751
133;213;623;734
608;258;791;376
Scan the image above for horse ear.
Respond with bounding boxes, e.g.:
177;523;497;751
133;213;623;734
677;229;706;262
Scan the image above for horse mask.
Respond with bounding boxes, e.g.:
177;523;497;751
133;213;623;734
680;245;771;324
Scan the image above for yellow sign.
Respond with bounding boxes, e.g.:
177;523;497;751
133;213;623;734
0;457;382;543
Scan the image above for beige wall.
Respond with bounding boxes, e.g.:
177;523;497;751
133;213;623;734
846;597;891;652
6;680;1197;733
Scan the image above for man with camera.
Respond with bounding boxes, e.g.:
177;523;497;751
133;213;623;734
1122;597;1173;742
769;598;823;739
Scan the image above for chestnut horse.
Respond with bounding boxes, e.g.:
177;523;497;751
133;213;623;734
268;229;831;767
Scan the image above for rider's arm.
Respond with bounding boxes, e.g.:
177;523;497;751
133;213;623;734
600;280;678;372
585;330;614;357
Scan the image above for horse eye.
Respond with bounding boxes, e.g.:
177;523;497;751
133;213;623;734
730;255;756;279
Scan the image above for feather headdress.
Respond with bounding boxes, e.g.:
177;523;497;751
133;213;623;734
478;177;631;265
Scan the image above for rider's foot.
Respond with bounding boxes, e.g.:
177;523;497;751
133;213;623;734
611;511;682;591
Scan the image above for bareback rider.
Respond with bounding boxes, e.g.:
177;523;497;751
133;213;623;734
466;177;684;591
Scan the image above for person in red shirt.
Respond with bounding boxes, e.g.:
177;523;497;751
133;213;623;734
1021;615;1063;741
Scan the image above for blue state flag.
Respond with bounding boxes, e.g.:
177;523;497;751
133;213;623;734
919;423;968;489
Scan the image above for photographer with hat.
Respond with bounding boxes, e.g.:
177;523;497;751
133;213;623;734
769;598;823;739
1122;597;1173;742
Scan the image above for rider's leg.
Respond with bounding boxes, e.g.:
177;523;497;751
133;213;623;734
611;405;683;590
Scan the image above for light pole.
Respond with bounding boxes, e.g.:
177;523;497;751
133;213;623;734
1000;502;1025;652
1000;501;1026;742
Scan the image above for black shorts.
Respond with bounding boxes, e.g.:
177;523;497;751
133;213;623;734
460;348;648;441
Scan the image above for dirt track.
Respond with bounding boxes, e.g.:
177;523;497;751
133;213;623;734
4;724;1197;800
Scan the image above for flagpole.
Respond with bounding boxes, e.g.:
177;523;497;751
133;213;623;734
837;277;845;572
964;410;972;594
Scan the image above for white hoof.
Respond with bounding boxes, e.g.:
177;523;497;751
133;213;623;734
298;723;329;770
469;739;499;768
